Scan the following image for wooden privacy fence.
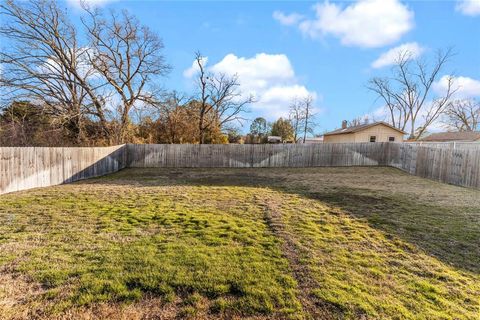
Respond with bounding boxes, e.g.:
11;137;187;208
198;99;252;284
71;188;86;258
127;143;480;189
389;143;480;189
1;142;479;194
127;143;391;168
405;141;480;150
0;145;127;195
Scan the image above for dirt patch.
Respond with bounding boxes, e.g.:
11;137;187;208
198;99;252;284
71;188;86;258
0;271;48;320
39;298;271;320
0;271;276;320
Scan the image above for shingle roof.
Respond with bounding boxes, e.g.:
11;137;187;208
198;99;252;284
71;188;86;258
323;121;406;136
420;131;480;142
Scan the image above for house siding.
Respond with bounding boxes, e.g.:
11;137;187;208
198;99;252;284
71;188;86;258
323;124;404;143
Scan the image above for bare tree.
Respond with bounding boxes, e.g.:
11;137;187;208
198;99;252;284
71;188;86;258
193;52;253;144
289;97;304;142
443;99;480;131
368;48;456;140
302;95;315;143
348;118;362;127
0;0;109;143
348;115;372;127
82;6;170;143
288;95;316;143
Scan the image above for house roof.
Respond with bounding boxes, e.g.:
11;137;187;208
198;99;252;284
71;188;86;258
323;121;406;136
420;131;480;142
267;136;282;141
298;137;324;143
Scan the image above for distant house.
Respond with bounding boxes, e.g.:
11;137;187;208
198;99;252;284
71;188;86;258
267;136;282;143
420;131;480;142
298;137;324;143
323;121;406;143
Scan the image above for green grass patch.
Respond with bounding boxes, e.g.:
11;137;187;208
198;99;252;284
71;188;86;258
275;191;479;319
0;185;300;318
0;167;479;319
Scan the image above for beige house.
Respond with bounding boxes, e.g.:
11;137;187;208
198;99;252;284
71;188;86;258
323;121;405;143
301;137;324;143
267;136;282;143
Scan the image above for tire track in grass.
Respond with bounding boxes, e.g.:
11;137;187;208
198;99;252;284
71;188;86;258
254;193;340;320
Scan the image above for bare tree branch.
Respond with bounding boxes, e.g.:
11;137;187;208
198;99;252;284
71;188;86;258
192;51;253;144
288;95;317;143
0;0;110;143
368;48;456;140
81;5;170;143
443;99;480;131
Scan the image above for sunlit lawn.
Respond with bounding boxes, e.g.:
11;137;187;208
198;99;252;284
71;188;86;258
0;167;479;319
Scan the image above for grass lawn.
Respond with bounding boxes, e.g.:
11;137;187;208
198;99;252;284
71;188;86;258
0;167;479;319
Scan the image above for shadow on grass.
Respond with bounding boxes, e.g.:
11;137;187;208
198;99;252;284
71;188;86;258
305;188;480;274
83;168;480;275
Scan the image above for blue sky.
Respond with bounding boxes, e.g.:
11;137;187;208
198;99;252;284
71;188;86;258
59;1;480;132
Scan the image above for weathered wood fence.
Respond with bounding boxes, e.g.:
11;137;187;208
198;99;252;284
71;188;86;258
127;143;480;189
0;145;127;194
389;143;480;189
1;142;479;194
127;143;391;168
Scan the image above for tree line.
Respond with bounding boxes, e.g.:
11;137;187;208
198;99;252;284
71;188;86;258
0;0;319;147
0;0;257;146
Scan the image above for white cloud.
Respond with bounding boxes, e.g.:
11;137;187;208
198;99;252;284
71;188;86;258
273;11;304;26
37;47;100;80
434;75;480;98
456;0;480;16
184;53;319;120
371;42;425;68
259;85;319;119
182;57;208;78
209;54;295;92
283;0;414;48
